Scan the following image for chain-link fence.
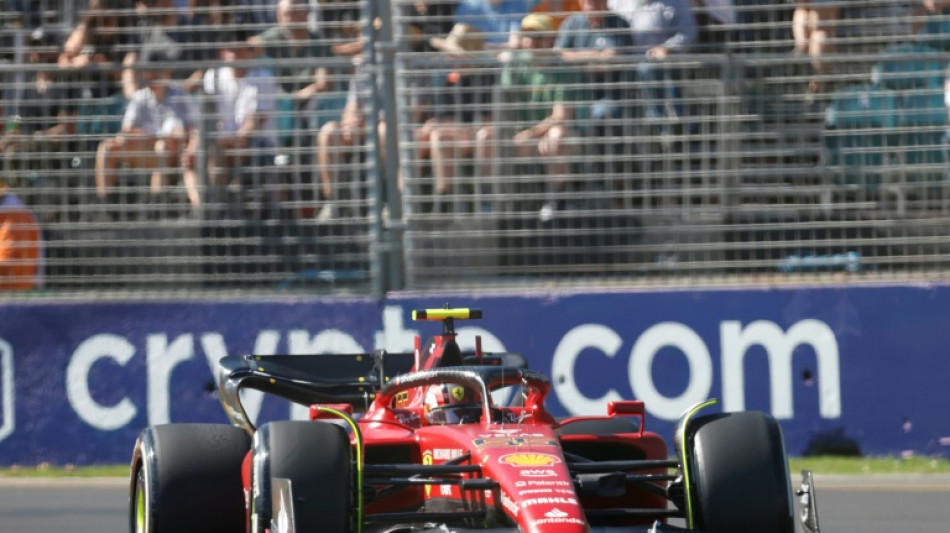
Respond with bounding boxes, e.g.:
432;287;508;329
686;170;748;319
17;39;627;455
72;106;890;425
1;0;949;298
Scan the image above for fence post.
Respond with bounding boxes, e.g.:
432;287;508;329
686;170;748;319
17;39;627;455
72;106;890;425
377;0;404;292
364;0;385;299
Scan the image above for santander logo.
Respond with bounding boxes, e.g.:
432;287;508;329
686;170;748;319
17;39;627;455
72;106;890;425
545;508;569;518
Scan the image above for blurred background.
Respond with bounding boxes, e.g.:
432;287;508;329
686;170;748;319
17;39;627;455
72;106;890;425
0;0;947;298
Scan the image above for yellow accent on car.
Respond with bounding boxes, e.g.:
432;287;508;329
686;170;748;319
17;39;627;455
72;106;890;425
678;398;718;529
315;407;364;533
412;308;483;321
499;453;560;466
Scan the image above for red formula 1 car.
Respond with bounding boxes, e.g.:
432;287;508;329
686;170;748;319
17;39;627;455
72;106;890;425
129;308;821;533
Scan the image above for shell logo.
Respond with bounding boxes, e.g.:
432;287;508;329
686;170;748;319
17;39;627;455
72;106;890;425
499;453;561;467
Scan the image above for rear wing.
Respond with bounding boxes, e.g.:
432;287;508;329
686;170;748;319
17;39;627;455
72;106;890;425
216;350;415;433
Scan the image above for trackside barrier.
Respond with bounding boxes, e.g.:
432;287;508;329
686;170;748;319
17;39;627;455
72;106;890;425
0;284;948;464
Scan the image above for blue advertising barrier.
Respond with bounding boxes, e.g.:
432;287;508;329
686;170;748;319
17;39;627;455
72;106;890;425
1;285;948;465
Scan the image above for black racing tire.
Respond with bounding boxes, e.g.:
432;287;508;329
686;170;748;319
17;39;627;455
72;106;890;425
250;421;353;533
689;411;795;533
130;423;251;533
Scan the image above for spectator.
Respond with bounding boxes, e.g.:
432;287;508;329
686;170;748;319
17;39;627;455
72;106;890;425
249;0;335;141
315;60;389;221
202;36;279;198
321;0;363;57
474;14;576;218
176;0;244;92
240;0;279;31
416;23;495;196
133;0;191;90
59;0;139;100
531;0;583;30
608;0;696;130
1;29;78;179
555;0;634;137
133;0;238;94
915;0;950;51
609;0;696;57
790;0;840;95
455;0;533;48
250;0;333;98
94;43;199;211
0;176;44;291
407;1;461;44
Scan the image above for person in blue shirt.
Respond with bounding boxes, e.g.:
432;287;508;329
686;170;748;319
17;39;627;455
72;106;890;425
608;0;696;130
555;0;634;137
609;0;696;58
455;0;533;48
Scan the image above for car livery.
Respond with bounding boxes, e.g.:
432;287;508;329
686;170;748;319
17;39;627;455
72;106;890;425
129;307;822;533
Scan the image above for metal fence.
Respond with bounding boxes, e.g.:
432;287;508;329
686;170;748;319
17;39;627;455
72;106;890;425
1;0;949;298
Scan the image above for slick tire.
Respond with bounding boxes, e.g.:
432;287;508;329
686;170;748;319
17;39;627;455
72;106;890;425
251;421;353;533
689;411;795;533
130;423;251;533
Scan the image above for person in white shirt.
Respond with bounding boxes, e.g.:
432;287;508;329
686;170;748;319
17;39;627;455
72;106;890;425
201;36;278;199
94;43;199;210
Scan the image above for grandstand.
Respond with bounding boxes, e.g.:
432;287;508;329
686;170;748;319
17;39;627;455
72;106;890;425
0;0;948;297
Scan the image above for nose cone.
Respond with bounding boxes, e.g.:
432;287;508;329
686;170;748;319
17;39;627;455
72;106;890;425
516;493;588;533
486;450;589;533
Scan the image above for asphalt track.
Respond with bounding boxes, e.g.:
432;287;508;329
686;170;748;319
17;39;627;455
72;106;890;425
0;475;948;533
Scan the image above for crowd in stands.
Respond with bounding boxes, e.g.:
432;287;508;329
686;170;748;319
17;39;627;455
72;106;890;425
1;1;950;289
0;0;708;222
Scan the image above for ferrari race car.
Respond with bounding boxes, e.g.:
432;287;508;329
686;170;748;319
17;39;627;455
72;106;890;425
129;307;821;533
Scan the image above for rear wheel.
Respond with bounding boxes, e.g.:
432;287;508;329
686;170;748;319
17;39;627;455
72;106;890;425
689;411;794;533
129;423;250;533
250;421;353;533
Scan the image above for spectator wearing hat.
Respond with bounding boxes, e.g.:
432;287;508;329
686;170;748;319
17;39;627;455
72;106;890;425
94;42;199;212
474;14;578;218
0;177;44;291
415;24;497;197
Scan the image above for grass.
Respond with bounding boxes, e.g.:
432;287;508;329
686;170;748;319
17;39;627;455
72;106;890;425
1;456;949;478
0;463;131;478
789;455;950;475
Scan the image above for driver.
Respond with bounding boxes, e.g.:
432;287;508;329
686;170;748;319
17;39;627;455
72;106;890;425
424;383;483;425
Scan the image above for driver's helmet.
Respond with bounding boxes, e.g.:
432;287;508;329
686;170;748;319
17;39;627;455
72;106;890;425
424;383;482;425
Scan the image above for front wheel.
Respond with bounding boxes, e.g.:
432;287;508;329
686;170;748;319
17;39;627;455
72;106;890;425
250;421;353;533
688;411;795;533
